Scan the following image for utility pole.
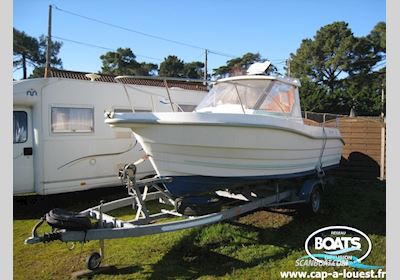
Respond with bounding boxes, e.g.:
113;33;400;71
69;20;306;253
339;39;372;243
44;5;52;78
286;59;291;77
204;49;208;82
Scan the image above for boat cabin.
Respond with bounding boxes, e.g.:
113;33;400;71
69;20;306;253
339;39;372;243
195;75;302;120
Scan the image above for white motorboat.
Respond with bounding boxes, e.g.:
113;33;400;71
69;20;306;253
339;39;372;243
106;62;344;198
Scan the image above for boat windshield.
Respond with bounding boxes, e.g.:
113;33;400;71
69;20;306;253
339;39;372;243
195;79;302;118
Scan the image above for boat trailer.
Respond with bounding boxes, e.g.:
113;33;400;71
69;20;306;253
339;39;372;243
25;162;326;270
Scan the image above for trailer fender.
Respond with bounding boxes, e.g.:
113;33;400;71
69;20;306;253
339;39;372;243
297;178;323;202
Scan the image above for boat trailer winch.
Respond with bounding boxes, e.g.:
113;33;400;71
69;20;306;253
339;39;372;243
25;161;326;270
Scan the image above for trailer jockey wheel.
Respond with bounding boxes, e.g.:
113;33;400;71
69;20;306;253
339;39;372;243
309;186;322;214
86;252;102;270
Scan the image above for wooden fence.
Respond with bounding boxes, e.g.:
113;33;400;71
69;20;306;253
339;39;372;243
304;115;386;180
334;117;386;180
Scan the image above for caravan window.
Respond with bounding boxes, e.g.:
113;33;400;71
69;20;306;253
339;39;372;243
51;107;94;133
13;111;27;143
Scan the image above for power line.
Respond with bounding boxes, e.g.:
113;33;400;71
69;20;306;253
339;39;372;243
52;6;296;65
206;50;239;58
272;60;287;65
51;35;289;70
53;5;237;59
53;35;113;51
52;35;164;62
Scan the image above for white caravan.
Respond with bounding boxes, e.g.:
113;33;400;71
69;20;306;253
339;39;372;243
13;74;207;195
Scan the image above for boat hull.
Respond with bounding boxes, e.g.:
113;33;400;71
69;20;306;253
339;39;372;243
158;168;338;197
106;112;344;197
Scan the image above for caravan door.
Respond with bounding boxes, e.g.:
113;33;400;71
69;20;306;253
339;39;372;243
13;107;34;194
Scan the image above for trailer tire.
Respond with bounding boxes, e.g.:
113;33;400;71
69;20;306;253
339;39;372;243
308;186;322;214
86;252;102;270
300;186;322;215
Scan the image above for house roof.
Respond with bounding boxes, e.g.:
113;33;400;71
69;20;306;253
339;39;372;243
49;69;208;92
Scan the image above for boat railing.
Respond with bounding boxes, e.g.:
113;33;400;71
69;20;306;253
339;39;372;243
114;75;211;113
302;111;347;128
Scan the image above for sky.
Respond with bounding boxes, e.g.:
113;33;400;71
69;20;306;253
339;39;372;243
13;0;386;80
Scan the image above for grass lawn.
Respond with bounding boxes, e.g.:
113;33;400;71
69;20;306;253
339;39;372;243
13;177;386;279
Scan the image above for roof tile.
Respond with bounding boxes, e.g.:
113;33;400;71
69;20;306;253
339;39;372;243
50;69;208;91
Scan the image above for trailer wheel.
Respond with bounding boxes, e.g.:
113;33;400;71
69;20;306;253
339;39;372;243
86;252;102;270
308;186;322;214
